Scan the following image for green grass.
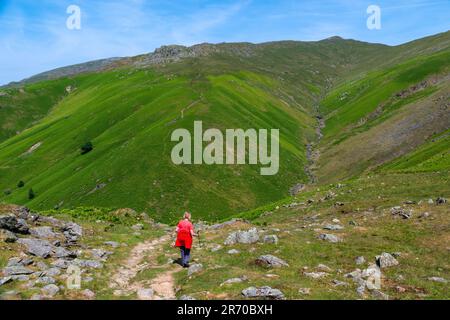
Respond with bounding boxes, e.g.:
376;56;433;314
0;32;449;223
176;171;450;300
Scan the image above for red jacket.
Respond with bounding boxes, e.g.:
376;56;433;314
175;219;194;249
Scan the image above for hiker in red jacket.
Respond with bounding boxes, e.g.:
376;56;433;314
175;212;195;267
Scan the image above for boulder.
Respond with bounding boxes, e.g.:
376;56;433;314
72;259;103;269
7;257;33;267
51;259;71;269
104;241;120;248
263;235;279;244
29;226;56;239
82;289;96;300
227;249;240;255
36;276;56;285
179;295;196;300
43;268;61;277
390;207;412;219
90;248;112;260
376;252;399;268
0;214;29;234
18;238;53;258
3;265;34;276
318;233;341;243
323;224;344;231
53;246;76;259
62;222;82;244
316;264;332;272
428;277;447;283
41;284;59;297
137;288;154;300
187;263;203;276
242;286;284;300
0;229;18;243
0;276;12;286
298;288;311;295
304;272;329;279
221;276;248;286
255;255;289;268
371;290;389;300
355;256;366;265
436;197;447;205
224;228;259;245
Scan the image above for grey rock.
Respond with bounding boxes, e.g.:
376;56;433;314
0;276;12;286
137;288;153;300
41;284;59;297
38;216;64;227
36;276;56;285
298;288;311;295
3;265;34;276
355;256;366;265
72;259;103;269
43;268;61;277
36;261;48;271
7;257;33;267
304;272;329;279
104;241;120;248
428;277;447;283
0;214;29;234
332;280;348;287
221;276;248;286
318;233;341;243
263;235;279;244
11;275;30;281
390;207;412;219
376;252;399;268
210;244;222;252
30;294;44;300
316;264;332;272
209;218;240;230
436;197;447;205
179;295;196;300
0;229;18;243
224;228;259;245
323;224;344;231
18;238;53;258
82;289;96;299
371;290;389;300
289;183;305;196
90;248;112;260
53;246;76;259
62;222;82;244
187;263;203;276
356;285;366;297
227;249;240;255
29;226;56;239
51;259;71;269
255;255;289;268
242;286;284;300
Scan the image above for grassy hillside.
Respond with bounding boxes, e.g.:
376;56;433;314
0;32;449;222
0;68;312;223
317;49;450;183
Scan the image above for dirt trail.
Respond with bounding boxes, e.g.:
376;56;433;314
110;234;180;300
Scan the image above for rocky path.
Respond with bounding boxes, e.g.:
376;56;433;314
110;233;179;300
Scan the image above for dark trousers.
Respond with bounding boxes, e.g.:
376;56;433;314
180;246;191;266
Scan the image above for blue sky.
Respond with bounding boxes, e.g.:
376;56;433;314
0;0;449;85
